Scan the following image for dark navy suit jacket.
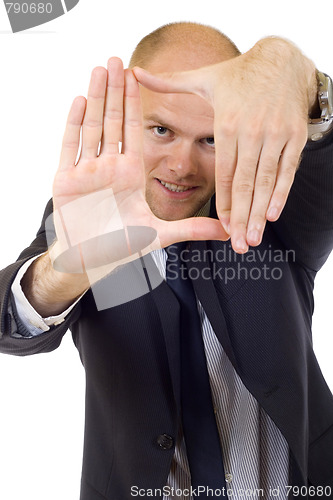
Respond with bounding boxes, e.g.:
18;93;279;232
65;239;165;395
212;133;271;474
1;134;333;499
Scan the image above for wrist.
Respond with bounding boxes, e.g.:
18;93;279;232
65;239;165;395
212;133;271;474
21;252;89;317
249;37;318;116
306;63;319;117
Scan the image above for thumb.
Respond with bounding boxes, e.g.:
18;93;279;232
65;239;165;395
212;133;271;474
133;66;209;98
157;216;230;248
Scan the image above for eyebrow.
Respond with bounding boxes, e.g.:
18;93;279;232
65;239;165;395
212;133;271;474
143;113;174;130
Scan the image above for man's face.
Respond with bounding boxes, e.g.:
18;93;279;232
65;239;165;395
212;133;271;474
142;89;215;220
139;47;219;221
141;88;216;221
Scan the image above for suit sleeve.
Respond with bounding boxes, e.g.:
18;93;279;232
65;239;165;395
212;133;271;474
0;199;81;356
271;129;333;272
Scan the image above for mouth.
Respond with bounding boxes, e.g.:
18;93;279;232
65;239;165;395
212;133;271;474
156;178;198;198
159;179;193;192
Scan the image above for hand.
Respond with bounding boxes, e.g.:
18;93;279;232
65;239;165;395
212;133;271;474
134;37;317;253
51;58;228;277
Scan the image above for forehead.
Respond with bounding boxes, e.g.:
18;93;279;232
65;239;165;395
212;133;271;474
141;88;214;136
138;41;226;136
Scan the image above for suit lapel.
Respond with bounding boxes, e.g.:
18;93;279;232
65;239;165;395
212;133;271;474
186;240;238;370
146;254;182;412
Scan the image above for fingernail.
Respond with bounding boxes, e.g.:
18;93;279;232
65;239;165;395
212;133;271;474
247;229;260;245
267;207;278;220
235;237;248;253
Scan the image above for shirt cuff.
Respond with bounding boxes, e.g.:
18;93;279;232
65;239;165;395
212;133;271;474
11;255;83;337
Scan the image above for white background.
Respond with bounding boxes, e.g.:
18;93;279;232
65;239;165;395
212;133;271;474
0;1;332;498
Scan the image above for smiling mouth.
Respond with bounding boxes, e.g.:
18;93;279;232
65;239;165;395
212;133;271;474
157;179;196;193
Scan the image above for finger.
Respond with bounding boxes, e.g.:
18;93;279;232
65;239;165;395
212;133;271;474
214;122;238;235
133;65;209;98
100;57;124;155
59;96;86;171
81;66;108;159
266;139;304;223
246;141;285;246
122;69;143;155
228;140;264;253
158;216;229;248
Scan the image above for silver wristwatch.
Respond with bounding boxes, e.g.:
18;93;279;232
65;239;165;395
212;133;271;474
308;71;333;141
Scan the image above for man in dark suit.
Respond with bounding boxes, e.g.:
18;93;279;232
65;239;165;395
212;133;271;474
0;22;333;499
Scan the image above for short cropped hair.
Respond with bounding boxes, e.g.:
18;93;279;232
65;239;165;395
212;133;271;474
129;21;241;69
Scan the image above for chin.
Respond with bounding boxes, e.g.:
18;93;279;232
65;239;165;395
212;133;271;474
146;191;210;221
150;204;199;222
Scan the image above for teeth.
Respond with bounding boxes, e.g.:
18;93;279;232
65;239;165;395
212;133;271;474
160;180;192;192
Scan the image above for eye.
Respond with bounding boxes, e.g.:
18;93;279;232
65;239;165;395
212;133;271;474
203;137;215;147
153;126;169;136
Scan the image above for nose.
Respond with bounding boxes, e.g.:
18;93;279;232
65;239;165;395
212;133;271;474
167;141;198;177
